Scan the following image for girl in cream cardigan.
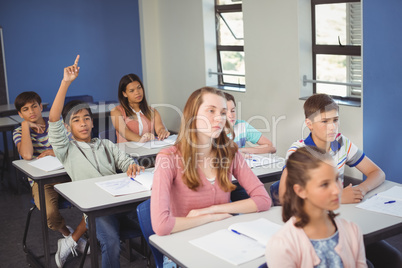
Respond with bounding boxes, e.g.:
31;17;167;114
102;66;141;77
266;146;367;268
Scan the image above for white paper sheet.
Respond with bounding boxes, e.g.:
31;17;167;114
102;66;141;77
356;186;402;217
129;134;177;149
95;171;154;196
245;154;279;168
189;218;281;266
28;156;64;172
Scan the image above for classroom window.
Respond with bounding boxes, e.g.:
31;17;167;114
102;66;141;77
311;0;361;101
214;0;245;89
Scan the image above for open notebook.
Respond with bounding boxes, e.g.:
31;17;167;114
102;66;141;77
245;154;280;168
189;218;282;266
356;186;402;217
95;171;154;196
28;156;64;172
130;134;177;149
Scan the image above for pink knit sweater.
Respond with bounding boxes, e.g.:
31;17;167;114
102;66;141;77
151;146;272;235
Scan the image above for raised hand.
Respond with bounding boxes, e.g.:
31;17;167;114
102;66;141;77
63;55;80;83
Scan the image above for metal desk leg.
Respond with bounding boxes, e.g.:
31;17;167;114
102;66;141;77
88;215;99;267
38;180;51;267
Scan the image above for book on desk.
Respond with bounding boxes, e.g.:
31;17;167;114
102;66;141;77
189;218;281;266
95;171;154;196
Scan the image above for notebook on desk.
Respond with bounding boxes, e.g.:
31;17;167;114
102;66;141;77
245;154;280;169
95;171;154;196
356;186;402;217
129;134;177;149
189;218;281;266
28;156;64;172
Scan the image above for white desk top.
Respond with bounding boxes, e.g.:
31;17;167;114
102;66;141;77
54;172;151;212
12;159;67;180
116;141;166;158
149;180;402;268
0;116;19;127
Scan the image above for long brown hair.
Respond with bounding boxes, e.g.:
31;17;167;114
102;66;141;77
283;146;337;227
117;74;152;121
175;87;237;191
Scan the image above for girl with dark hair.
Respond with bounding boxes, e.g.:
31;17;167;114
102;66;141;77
111;73;170;143
266;146;367;268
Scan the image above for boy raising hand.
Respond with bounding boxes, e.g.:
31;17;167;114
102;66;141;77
49;55;144;267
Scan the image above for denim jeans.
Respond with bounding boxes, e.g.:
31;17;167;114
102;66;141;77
87;209;140;268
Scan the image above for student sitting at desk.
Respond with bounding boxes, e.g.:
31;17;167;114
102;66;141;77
151;87;271;238
49;55;144;268
224;92;276;202
12;91;88;255
224;92;276;157
278;93;402;267
266;147;368;268
110;73;170;143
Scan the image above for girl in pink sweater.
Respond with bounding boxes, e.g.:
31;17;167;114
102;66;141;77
266;146;367;268
151;87;271;236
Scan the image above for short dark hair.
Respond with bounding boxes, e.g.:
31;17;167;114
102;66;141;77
62;100;93;125
223;92;236;106
303;94;339;119
14;91;42;112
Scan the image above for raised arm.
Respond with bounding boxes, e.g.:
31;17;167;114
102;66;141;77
49;55;80;122
239;135;276;155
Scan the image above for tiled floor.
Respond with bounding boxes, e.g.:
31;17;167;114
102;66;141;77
1;160;402;267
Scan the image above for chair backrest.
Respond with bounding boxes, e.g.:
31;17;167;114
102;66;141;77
64;95;94;105
258;262;268;268
270;181;281;206
98;129;117;143
137;199;164;268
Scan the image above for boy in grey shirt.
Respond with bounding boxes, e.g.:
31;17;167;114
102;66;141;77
49;55;143;268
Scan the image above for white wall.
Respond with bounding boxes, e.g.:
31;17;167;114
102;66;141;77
139;0;363;178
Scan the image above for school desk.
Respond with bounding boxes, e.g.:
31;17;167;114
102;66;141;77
53;158;286;268
54;172;151;268
12;159;69;268
149;180;402;268
0;117;20;183
0;103;49;117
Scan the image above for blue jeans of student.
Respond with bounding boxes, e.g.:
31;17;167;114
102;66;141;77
87;209;140;268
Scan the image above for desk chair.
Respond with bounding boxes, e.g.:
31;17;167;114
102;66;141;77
270;181;280;206
258;262;268;268
64;95;94;105
137;199;163;268
98;129;117;143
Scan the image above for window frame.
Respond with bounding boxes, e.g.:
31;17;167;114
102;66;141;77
215;1;245;88
311;0;361;103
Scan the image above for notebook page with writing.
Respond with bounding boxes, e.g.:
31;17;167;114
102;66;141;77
129;134;177;149
96;176;150;196
28;156;64;172
356;186;402;217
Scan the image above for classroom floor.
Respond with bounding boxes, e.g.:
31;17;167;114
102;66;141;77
1;159;402;268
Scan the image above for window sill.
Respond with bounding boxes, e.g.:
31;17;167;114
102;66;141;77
214;84;246;93
299;95;361;107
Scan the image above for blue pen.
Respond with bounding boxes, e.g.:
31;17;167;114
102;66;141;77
231;229;242;235
130;177;143;185
384;200;396;204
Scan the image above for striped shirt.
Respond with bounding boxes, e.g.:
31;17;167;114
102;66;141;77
286;133;365;181
13;117;52;158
